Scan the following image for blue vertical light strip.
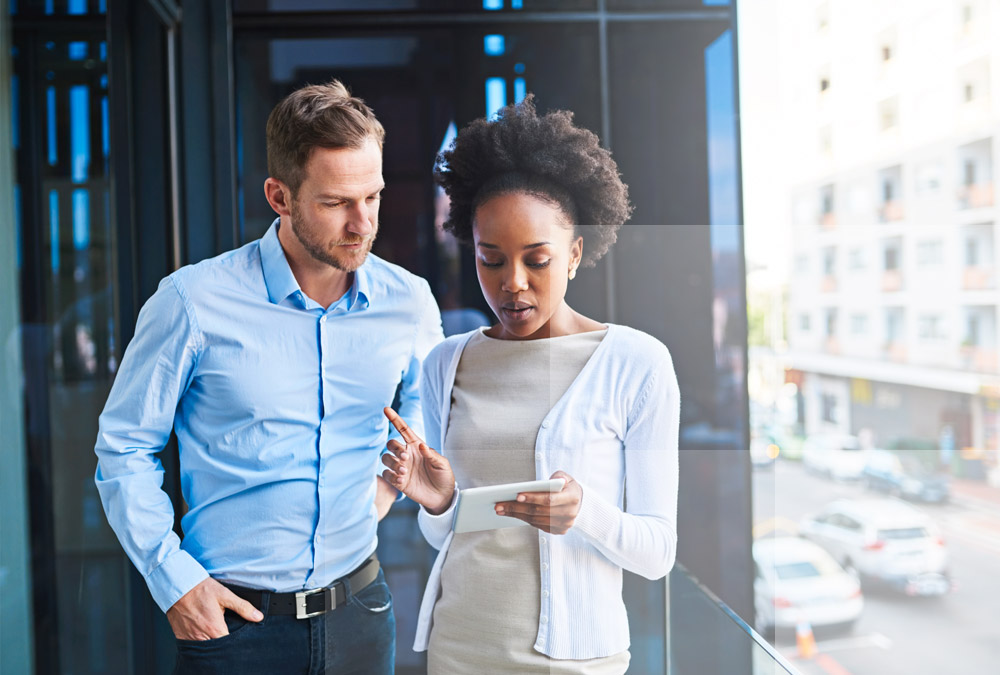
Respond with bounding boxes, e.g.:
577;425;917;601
70;85;90;183
68;0;86;14
512;0;523;8
703;0;730;5
101;96;109;159
47;86;57;165
72;190;90;250
483;0;503;10
484;35;505;56
486;78;507;118
704;30;739;252
100;0;107;13
100;41;107;61
11;75;18;150
514;77;527;103
49;191;60;271
45;0;53;15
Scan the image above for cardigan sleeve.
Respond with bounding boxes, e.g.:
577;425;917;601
572;351;680;580
416;341;457;550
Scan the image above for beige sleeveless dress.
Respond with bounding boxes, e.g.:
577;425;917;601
427;329;630;674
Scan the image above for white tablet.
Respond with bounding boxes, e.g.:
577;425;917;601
452;478;566;534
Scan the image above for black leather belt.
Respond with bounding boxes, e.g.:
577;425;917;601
224;554;380;620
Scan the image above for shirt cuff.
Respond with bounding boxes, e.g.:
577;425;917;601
145;549;210;614
421;484;459;520
571;479;620;545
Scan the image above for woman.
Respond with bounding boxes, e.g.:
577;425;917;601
381;97;680;673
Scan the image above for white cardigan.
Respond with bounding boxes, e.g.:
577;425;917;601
412;324;680;660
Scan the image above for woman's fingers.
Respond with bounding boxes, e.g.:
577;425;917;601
383;407;424;446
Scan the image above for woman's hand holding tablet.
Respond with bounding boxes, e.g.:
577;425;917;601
382;408;584;534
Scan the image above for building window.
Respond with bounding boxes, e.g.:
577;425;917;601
823;247;836;276
966;237;980;266
881;44;892;62
917;240;944;265
918;315;945;341
825;309;838;337
963;159;976;186
884;245;901;270
966;315;981;346
964;82;976;103
800;314;811;331
795;254;809;274
821;393;838;423
820;76;830;93
848;247;865;269
851;313;868;335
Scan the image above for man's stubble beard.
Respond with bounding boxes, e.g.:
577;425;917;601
289;200;378;273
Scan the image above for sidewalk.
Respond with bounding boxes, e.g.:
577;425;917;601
951;478;1000;511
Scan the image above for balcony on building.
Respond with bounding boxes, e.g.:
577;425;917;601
961;223;996;289
956;138;994;209
818;184;836;229
821;246;837;292
881;238;904;292
961;306;998;373
884;308;906;363
877;165;904;222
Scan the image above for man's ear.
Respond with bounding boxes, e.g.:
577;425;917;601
264;178;293;217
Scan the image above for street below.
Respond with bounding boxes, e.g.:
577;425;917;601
753;461;1000;675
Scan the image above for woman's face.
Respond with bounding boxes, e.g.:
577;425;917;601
472;192;583;340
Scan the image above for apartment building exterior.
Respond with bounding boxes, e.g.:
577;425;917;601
785;0;1000;466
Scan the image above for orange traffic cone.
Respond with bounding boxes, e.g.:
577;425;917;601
796;618;817;659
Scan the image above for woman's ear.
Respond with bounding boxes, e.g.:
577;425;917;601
569;235;584;273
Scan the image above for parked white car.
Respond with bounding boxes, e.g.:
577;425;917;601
802;434;868;481
799;499;951;596
753;537;864;637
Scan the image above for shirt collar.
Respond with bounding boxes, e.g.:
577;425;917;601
260;218;372;312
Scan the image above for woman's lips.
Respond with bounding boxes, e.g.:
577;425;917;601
501;304;534;321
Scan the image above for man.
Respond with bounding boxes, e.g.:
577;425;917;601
94;80;443;674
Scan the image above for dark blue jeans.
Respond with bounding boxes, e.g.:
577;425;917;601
173;568;395;675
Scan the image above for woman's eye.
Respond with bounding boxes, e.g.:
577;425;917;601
479;259;503;268
527;260;551;269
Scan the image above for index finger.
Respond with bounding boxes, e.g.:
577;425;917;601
383;407;423;445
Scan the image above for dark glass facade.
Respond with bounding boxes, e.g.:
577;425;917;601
4;1;750;672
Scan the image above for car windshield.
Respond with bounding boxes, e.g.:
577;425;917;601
774;562;821;579
879;527;928;540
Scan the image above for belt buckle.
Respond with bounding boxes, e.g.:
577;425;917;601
295;587;330;620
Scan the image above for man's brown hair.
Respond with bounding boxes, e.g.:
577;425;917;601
265;79;385;195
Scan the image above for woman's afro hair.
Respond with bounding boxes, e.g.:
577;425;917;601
435;95;632;267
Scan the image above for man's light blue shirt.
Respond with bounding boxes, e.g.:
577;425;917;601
95;220;443;613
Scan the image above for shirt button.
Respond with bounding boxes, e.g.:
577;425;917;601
541;420;550;429
539;536;547;545
540;616;548;624
542;590;550;599
541;563;549;571
535;452;542;461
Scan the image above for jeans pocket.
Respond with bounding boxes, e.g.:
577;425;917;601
176;611;255;647
350;581;393;614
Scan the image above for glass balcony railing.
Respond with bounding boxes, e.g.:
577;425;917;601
669;565;802;675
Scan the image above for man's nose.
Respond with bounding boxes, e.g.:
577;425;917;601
347;201;374;236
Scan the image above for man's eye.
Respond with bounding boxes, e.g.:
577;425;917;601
324;202;345;208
